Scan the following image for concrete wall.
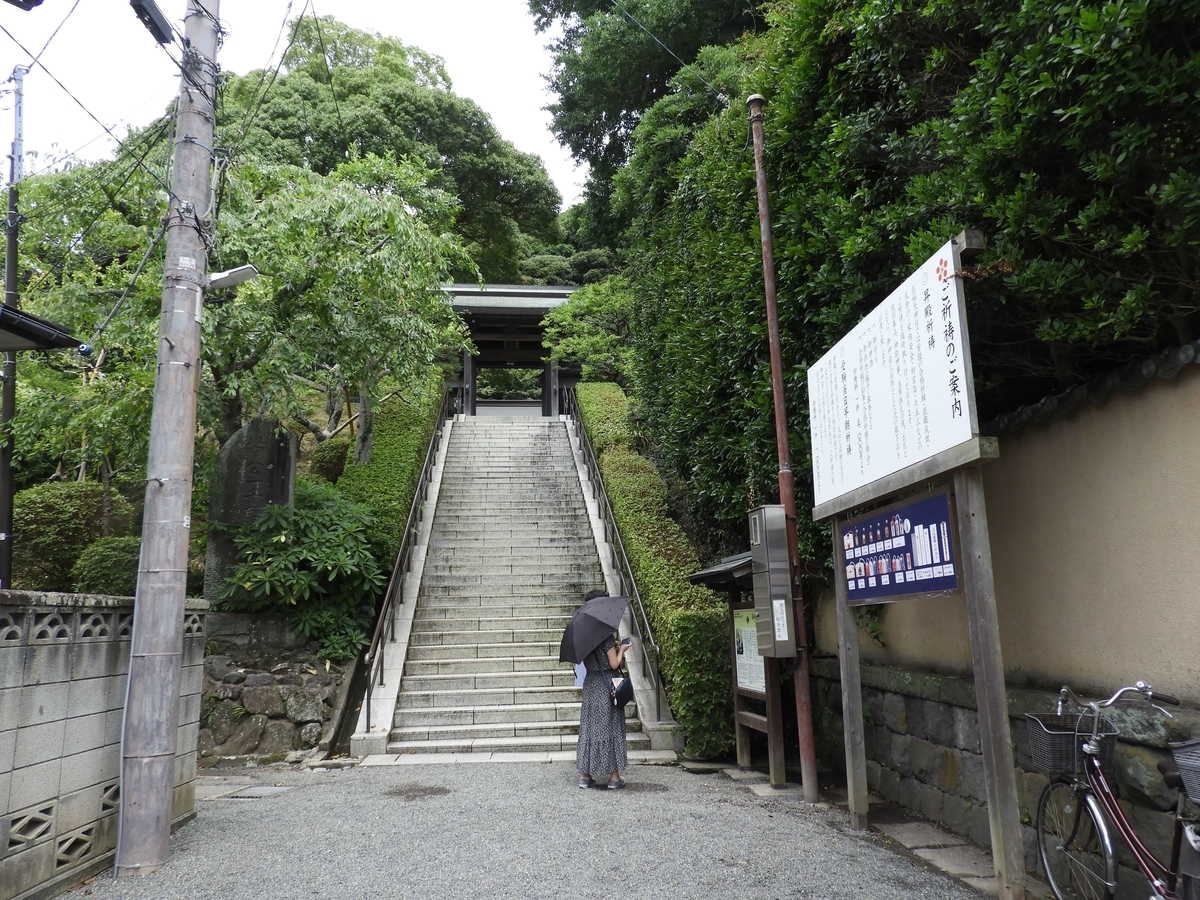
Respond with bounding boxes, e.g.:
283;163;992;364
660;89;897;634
0;592;204;900
814;365;1200;700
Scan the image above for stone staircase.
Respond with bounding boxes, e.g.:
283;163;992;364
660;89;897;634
388;417;651;755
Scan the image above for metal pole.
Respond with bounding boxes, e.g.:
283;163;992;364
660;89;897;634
116;0;219;875
1;65;27;589
747;94;819;802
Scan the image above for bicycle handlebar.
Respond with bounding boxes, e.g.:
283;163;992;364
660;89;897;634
1057;681;1177;714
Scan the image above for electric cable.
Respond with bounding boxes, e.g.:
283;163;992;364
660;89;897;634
89;223;166;352
0;21;178;199
18;118;171;227
27;0;82;71
227;0;308;159
309;5;346;143
607;0;728;105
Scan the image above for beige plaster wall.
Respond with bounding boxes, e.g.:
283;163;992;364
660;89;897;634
816;366;1200;701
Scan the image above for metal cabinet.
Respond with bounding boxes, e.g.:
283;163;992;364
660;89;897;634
748;505;797;658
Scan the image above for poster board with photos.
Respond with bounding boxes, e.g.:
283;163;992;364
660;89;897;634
732;605;767;695
838;487;962;606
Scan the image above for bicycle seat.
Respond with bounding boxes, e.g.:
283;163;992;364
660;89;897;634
1158;757;1184;791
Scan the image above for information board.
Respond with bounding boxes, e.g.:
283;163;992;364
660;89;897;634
838;490;961;605
808;240;978;507
732;608;766;694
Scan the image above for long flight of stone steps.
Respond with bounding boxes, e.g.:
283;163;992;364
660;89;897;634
389;416;651;755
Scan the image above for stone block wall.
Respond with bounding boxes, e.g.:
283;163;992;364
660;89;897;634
0;591;205;900
811;658;1199;900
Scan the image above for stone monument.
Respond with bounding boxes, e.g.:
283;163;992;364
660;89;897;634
203;418;297;603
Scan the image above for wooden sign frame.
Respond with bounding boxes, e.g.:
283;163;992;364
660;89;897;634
811;233;1027;900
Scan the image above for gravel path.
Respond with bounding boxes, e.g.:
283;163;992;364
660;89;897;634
76;763;981;900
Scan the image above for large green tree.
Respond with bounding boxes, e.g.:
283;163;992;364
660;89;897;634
207;153;470;456
220;16;562;282
616;0;1200;559
531;0;760;243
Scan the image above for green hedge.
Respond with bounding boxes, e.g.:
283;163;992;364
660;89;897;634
579;384;733;758
13;482;134;592
575;382;632;456
310;436;351;484
71;536;142;596
336;370;443;563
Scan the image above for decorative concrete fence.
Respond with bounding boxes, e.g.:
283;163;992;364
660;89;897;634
1;591;205;900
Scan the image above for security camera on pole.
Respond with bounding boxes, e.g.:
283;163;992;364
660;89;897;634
116;0;221;876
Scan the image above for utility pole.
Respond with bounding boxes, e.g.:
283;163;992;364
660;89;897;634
116;0;220;876
747;94;820;803
1;65;27;589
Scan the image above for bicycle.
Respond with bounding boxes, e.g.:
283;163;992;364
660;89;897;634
1029;681;1200;900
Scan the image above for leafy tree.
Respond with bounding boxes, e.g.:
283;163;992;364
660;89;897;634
209;154;471;458
542;275;634;384
531;0;760;241
218;478;385;660
6;137;170;493
618;0;1200;562
221;16;562;282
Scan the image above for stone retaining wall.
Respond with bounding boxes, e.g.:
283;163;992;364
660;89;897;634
0;591;205;900
811;658;1199;900
198;613;347;761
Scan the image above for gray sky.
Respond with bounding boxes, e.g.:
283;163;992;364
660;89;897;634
0;0;583;206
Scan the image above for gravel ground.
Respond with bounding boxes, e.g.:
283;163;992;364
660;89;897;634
73;763;982;900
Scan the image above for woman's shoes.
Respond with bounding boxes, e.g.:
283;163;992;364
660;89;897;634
579;775;593;789
606;775;626;790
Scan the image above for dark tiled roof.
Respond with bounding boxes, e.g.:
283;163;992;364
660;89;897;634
982;342;1200;435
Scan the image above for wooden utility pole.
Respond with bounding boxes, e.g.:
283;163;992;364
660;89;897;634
1;65;27;589
116;0;220;875
747;94;819;802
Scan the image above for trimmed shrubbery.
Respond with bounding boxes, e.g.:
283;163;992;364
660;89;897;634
576;382;732;758
13;482;134;592
336;370;444;563
71;536;142;596
574;381;633;456
309;436;351;484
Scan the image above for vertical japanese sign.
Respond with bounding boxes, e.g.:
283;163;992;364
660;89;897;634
808;240;978;507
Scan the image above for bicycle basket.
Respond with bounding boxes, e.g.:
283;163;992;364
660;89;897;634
1026;713;1118;780
1170;739;1200;804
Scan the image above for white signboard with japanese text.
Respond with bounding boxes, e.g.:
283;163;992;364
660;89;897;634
808;239;978;508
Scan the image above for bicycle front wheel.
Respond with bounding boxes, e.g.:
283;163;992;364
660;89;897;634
1037;779;1116;900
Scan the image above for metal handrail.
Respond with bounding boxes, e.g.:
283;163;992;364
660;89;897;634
562;386;664;722
362;389;451;733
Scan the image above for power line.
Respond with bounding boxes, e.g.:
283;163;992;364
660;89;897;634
227;0;308;158
309;6;346;142
607;0;728;105
27;0;81;70
0;21;177;198
89;223;166;353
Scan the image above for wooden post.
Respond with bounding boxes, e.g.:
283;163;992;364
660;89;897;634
953;465;1026;900
764;658;787;787
833;514;870;830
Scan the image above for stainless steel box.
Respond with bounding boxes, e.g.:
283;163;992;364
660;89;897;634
748;505;797;658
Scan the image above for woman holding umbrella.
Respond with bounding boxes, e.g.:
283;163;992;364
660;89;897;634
562;589;632;789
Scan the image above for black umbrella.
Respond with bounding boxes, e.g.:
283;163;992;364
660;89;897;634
558;595;631;663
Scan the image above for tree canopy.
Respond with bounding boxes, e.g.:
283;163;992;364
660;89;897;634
531;0;759;242
220;16;562;282
543;0;1200;561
